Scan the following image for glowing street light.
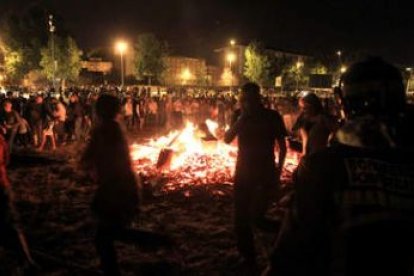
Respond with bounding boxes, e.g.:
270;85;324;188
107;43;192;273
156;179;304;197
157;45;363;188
340;66;347;73
181;68;191;85
296;61;304;92
227;52;236;65
226;52;236;90
230;39;236;46
296;61;304;69
115;41;128;87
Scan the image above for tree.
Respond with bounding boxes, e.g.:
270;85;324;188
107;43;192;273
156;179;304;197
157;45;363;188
40;36;82;87
244;42;272;87
309;62;328;74
2;46;23;81
281;61;308;92
133;33;168;85
0;5;52;81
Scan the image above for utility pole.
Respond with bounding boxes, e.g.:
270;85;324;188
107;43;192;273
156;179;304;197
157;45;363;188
48;14;57;92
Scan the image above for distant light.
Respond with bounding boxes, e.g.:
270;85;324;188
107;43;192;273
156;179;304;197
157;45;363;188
230;39;236;46
115;41;128;54
337;50;342;56
181;68;192;80
340;66;347;73
296;61;304;69
406;67;412;72
227;52;236;63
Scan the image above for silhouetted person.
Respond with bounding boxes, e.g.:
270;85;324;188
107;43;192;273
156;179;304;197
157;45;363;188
265;57;414;276
81;94;170;275
0;130;36;272
224;83;287;270
292;92;336;155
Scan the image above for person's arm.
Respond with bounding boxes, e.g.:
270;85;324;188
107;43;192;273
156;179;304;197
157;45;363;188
299;128;308;155
276;136;287;172
274;111;288;172
224;111;243;144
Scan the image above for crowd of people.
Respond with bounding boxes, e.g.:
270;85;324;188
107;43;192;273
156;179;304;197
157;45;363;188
0;85;307;153
0;57;413;275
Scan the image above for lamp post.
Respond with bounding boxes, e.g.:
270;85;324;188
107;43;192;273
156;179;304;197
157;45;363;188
336;50;342;64
226;52;236;90
406;67;412;94
296;61;303;92
48;14;57;91
115;41;127;88
181;68;191;86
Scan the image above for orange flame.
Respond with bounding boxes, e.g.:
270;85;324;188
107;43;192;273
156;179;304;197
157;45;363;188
131;120;300;191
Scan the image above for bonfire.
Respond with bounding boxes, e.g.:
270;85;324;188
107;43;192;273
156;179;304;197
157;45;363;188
130;120;300;193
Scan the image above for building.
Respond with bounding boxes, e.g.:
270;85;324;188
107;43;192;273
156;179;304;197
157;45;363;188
163;56;208;86
81;58;113;74
206;65;222;87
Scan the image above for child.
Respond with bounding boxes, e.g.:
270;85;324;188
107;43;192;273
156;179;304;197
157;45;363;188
37;117;56;151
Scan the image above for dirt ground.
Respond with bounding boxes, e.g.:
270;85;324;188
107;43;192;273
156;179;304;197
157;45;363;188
1;133;293;275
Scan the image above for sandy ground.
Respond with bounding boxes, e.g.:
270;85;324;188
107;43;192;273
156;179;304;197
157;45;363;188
1;131;293;275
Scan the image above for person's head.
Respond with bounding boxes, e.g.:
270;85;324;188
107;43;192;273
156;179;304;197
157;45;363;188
239;82;262;112
35;95;43;104
3;100;12;112
298;92;323;117
96;94;121;121
338;57;405;120
70;94;79;103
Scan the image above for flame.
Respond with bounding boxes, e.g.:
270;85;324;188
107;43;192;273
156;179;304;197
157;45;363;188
131;120;300;192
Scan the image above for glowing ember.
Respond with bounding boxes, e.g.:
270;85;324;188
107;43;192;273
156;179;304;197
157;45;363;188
131;121;300;191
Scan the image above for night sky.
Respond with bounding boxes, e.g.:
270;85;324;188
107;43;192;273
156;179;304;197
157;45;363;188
1;0;413;65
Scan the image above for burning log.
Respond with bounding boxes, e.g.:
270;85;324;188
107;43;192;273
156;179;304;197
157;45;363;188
156;131;182;170
131;121;300;195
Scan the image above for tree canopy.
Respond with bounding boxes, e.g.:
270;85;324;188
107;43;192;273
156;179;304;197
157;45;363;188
40;36;82;84
133;33;168;85
244;42;272;87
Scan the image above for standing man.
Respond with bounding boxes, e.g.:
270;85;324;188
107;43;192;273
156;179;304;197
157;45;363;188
224;82;287;269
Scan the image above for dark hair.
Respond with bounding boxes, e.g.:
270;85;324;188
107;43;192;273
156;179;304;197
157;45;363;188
341;57;406;116
241;82;261;104
300;92;323;114
96;94;121;121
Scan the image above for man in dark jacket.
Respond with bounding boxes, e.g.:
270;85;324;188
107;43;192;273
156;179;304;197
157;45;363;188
265;57;414;276
225;82;287;269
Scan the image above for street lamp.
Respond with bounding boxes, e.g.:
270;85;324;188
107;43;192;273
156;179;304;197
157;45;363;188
340;66;347;74
295;61;304;92
181;68;191;85
115;41;128;88
230;39;236;47
226;52;236;89
48;14;57;91
406;67;412;94
336;50;342;64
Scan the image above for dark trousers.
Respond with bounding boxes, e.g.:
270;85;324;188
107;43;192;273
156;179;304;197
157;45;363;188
234;182;280;262
0;188;28;264
31;121;43;146
95;221;171;275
